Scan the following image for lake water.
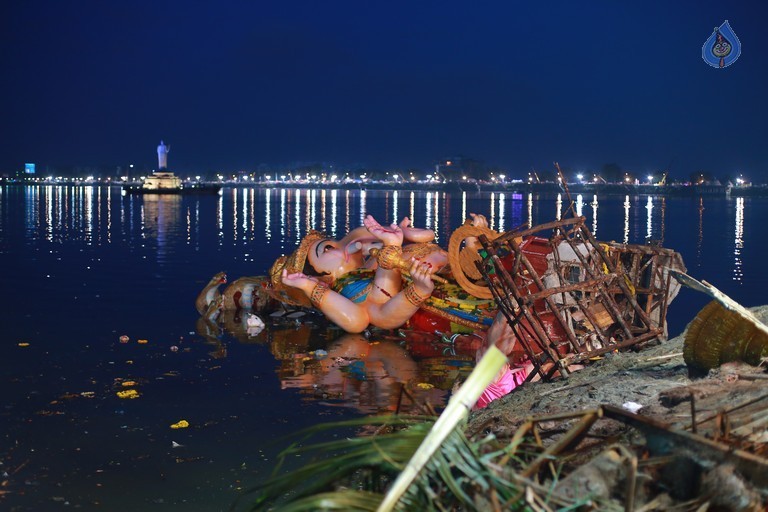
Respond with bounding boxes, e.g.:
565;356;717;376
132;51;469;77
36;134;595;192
1;185;765;510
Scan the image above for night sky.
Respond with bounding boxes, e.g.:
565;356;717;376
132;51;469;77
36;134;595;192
2;1;767;180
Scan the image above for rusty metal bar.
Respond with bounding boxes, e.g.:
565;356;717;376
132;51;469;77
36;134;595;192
506;236;582;354
559;230;637;341
577;224;657;331
484;251;565;378
521;409;603;478
602;405;768;488
492;216;583;244
560;329;662;366
479;237;564;377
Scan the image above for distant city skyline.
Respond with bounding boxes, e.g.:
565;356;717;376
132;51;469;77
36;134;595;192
2;2;767;181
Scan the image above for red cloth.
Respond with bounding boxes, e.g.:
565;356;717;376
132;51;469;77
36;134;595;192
473;365;527;410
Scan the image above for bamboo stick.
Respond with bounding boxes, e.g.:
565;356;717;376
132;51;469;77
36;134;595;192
376;346;508;512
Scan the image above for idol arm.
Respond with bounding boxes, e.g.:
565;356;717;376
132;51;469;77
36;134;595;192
368;257;435;329
313;290;372;333
281;270;371;333
399;216;436;243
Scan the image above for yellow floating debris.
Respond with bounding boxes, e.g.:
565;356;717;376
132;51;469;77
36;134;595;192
18;342;30;347
170;420;190;429
121;381;137;387
416;382;435;390
116;389;140;399
137;339;149;344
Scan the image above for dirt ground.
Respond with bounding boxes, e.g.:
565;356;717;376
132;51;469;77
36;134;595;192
465;305;768;511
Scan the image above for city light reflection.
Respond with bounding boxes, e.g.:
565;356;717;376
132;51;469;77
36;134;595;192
17;185;754;286
734;197;744;282
623;195;631;244
527;192;533;228
645;197;654;240
494;193;504;233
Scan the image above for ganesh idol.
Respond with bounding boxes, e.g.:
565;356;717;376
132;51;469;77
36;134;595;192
268;214;496;334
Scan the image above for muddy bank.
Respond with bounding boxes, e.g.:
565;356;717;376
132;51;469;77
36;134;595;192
465;305;768;509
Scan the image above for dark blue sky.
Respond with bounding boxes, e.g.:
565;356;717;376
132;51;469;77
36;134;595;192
2;1;767;180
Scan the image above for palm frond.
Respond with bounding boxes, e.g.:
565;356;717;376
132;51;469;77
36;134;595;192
238;346;597;511
377;345;508;511
237;416;434;511
269;490;383;512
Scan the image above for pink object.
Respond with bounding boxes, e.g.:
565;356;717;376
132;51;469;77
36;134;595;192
473;365;528;410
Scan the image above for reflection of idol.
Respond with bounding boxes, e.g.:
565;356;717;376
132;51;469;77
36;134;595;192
279;333;447;415
141;195;181;247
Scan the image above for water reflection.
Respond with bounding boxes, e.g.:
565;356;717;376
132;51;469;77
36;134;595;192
734;197;744;282
697;197;705;263
498;193;506;233
17;184;757;290
279;332;450;415
645;196;654;240
623;195;631;244
195;311;466;415
527;192;533;227
141;195;181;259
15;185;728;261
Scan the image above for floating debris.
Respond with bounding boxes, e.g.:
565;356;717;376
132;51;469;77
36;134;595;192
170;420;190;429
116;389;140;399
247;313;266;328
137;339;148;344
17;342;30;347
119;335;129;343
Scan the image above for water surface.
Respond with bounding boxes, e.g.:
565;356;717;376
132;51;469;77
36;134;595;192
1;185;764;510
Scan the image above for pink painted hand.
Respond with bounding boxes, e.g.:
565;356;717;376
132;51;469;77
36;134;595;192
363;214;404;247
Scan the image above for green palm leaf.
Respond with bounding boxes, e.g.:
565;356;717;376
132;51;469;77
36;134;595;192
239;347;548;511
